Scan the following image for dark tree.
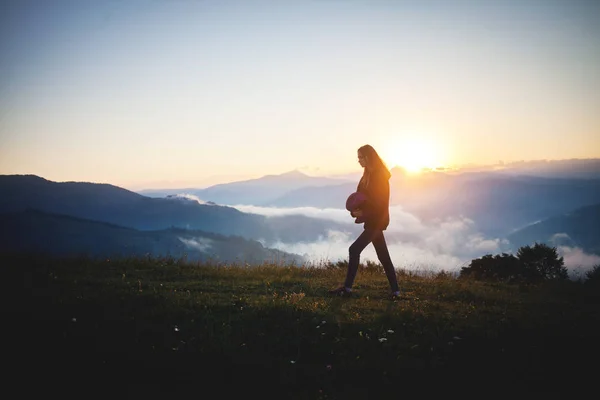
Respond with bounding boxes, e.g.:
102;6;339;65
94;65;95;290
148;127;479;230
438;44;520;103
460;253;521;282
516;243;568;282
585;264;600;285
461;243;568;283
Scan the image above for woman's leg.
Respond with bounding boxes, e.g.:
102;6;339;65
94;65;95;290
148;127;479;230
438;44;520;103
344;229;376;289
371;231;400;292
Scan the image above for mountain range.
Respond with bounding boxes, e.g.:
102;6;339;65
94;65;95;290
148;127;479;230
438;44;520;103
138;170;352;206
137;168;600;238
0;209;300;264
0;174;359;262
0;174;353;244
2;162;600;263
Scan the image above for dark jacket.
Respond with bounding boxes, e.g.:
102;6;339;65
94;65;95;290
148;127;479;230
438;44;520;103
356;167;391;230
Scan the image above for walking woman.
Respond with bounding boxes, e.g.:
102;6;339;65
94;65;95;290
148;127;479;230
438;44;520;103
329;144;401;297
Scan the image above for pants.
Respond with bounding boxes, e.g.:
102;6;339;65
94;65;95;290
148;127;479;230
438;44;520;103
344;229;399;292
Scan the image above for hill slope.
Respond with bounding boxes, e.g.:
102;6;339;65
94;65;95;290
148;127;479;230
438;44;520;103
0;175;355;244
0;174;261;234
508;203;600;255
0;209;303;264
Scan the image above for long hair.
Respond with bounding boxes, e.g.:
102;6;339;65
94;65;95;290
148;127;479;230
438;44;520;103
358;144;391;178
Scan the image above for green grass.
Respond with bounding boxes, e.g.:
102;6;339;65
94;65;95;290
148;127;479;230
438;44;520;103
9;252;600;398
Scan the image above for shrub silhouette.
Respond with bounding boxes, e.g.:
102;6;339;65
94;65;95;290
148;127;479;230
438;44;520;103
517;243;568;282
585;264;600;285
461;243;568;283
459;253;522;282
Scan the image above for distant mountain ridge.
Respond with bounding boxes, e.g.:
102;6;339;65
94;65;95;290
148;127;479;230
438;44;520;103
4;171;599;262
138;169;353;205
0;174;263;236
250;171;600;237
0;209;303;264
508;203;600;255
0;174;355;245
76;167;600;239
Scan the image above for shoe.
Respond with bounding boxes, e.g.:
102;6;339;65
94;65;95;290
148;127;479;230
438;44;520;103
328;286;352;296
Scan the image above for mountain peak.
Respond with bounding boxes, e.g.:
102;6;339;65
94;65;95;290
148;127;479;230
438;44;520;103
280;169;308;178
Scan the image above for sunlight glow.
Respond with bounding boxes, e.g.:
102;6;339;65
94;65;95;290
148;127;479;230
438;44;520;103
384;136;444;174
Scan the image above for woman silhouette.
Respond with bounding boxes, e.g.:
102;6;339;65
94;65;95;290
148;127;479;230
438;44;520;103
329;144;400;298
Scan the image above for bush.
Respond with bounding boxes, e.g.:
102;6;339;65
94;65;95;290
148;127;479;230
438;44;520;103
517;243;568;282
459;253;521;282
585;264;600;285
461;243;568;283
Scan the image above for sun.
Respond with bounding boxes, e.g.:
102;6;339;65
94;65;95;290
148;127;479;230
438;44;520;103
384;136;443;174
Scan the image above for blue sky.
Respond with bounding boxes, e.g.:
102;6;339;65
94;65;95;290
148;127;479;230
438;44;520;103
1;0;599;189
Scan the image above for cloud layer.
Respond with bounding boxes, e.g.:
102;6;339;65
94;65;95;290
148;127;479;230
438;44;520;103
233;204;512;272
179;237;213;252
171;197;600;277
559;245;600;279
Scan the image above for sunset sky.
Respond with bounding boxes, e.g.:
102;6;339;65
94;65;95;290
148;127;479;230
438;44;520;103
1;0;599;189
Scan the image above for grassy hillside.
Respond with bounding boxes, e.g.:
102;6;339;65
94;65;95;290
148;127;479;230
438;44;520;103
10;253;599;397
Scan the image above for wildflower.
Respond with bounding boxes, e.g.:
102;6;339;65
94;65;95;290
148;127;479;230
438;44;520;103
71;318;77;323
174;326;180;332
316;325;320;329
321;321;326;325
387;330;394;334
453;336;462;340
290;360;296;364
378;338;387;343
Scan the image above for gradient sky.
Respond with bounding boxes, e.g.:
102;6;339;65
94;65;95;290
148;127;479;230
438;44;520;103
1;0;599;189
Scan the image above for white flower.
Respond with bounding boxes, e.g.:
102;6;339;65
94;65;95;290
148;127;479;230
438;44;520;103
378;338;387;343
387;330;394;334
290;360;296;364
174;326;180;332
